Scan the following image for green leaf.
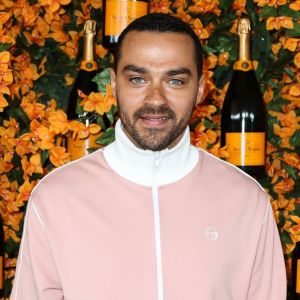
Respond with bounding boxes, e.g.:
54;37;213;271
260;6;278;18
281;230;293;245
106;105;118;125
9;107;30;128
291;203;300;215
282;162;298;180
278;212;285;228
204;118;217;129
267;116;282;148
93;68;111;94
283;67;295;80
267;102;283;113
202;45;217;55
279;5;300;19
95;127;115;146
10;169;24;186
41;150;49;166
0;43;12;51
286;22;300;37
96;116;107;130
289;129;300;148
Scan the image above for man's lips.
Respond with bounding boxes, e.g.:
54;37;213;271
140;115;170;121
139;115;171;126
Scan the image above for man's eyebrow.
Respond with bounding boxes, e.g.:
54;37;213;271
166;68;192;77
122;65;192;77
122;65;148;74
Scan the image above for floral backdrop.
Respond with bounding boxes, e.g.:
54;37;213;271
0;0;300;298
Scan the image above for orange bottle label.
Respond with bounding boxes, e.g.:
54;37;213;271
67;134;102;161
105;0;148;36
226;132;265;166
297;259;300;293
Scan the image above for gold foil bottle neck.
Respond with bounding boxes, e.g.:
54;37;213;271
84;20;96;36
238;17;251;36
236;16;252;65
82;20;97;69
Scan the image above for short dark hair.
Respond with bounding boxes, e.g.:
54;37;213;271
113;13;203;78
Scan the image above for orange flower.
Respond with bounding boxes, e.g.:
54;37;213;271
218;52;229;66
274;177;295;194
263;86;274;103
21;154;43;179
16;181;35;206
60;31;79;59
104;84;117;107
50;146;70;167
277;110;300;128
273;123;296;139
6;212;23;231
23;17;50;46
189;0;221;15
80;91;113;115
290;0;300;10
96;44;108;59
21;91;46;120
30;120;55;150
294;52;300;68
74;3;91;25
40;0;71;13
282;38;300;52
68;120;101;140
192;18;210;39
192;104;217;120
232;0;247;15
150;0;171;13
0;94;9;112
282;152;300;170
254;0;286;6
48;21;69;43
48;110;69;135
15;3;38;27
0;12;10;31
266;16;294;30
86;0;102;9
271;43;281;56
174;7;192;23
172;0;187;9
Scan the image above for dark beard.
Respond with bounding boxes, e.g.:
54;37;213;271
118;104;192;151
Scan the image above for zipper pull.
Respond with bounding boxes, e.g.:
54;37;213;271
154;152;160;171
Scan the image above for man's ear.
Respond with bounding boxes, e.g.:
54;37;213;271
109;68;116;98
195;75;205;106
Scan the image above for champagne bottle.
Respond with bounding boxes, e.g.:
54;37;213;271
102;0;149;48
67;20;101;161
290;242;300;300
221;17;266;179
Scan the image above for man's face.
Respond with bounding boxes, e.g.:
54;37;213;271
110;30;204;151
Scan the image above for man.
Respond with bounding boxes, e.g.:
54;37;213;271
11;13;286;299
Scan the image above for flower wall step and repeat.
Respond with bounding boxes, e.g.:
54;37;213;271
1;0;300;297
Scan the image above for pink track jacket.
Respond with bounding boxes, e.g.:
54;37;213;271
11;120;286;299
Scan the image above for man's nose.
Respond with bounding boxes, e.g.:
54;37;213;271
144;83;167;106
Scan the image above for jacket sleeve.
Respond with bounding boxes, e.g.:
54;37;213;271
10;200;63;300
247;200;287;300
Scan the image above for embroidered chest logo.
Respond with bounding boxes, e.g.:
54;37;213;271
204;227;218;241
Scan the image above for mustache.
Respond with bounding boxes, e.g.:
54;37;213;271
133;105;176;120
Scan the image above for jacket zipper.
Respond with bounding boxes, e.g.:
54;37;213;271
152;152;164;300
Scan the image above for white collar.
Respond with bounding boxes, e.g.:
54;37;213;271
103;119;199;187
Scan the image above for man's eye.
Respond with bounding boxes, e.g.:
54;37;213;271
129;77;146;84
168;79;184;86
